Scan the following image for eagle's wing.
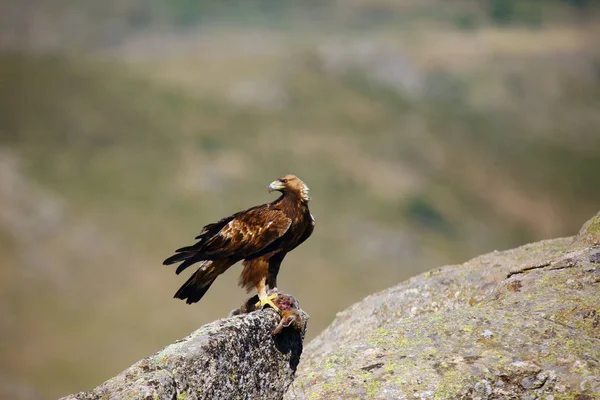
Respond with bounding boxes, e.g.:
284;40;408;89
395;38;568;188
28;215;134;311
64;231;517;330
285;212;315;254
199;208;292;258
163;206;291;275
296;213;315;248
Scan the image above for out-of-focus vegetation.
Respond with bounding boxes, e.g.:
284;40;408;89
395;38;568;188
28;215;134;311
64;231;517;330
1;1;600;399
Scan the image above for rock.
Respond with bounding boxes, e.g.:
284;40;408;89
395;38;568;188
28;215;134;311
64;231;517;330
287;212;600;399
62;303;308;400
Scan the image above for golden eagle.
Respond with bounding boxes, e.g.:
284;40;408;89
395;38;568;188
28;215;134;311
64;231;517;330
163;175;314;310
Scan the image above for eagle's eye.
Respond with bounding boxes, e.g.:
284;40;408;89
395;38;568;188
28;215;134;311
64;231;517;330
280;178;288;183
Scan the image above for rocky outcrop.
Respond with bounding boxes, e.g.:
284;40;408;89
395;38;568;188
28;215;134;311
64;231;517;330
62;301;308;400
60;213;600;400
286;212;600;399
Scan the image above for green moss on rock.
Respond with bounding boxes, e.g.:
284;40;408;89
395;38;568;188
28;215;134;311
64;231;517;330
288;211;600;400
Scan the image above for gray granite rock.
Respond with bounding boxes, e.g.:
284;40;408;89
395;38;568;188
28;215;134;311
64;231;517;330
62;306;307;400
286;211;600;399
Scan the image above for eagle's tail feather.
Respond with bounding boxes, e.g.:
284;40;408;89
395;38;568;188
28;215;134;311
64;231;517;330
163;252;189;265
174;262;219;304
163;251;205;275
175;245;197;253
174;256;202;275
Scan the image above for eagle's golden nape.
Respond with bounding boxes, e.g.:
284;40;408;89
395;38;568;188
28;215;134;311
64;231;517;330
163;174;315;311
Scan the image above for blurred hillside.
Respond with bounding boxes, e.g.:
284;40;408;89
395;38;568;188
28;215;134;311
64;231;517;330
1;1;600;399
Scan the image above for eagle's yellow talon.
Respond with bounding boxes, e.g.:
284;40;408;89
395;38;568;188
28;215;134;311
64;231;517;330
256;293;279;311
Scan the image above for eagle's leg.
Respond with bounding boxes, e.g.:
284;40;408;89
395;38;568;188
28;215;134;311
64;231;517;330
255;278;279;311
266;255;282;295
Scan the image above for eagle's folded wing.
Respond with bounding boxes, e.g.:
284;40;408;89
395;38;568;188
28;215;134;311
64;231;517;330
163;207;291;275
200;208;291;258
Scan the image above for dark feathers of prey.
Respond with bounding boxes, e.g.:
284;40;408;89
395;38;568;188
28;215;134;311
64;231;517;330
163;174;314;307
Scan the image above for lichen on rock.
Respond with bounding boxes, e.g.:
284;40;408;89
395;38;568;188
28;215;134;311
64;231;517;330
575;210;600;247
287;212;600;400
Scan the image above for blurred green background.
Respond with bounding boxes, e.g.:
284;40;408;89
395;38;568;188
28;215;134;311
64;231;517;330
1;0;599;398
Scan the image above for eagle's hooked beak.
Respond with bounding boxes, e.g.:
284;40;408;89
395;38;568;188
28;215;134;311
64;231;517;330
268;180;285;193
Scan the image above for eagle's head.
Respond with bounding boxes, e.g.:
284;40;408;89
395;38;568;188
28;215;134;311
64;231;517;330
268;174;311;202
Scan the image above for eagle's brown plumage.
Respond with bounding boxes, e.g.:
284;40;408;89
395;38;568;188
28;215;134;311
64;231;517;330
163;174;314;309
